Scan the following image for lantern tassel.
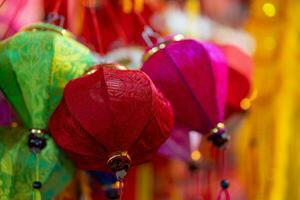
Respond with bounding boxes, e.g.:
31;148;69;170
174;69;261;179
119;180;124;200
217;148;230;200
33;154;42;200
33;190;42;200
217;189;230;200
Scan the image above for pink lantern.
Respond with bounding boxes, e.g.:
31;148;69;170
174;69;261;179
142;38;229;149
220;44;253;118
0;0;43;39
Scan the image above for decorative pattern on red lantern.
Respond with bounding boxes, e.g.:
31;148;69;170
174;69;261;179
49;64;174;179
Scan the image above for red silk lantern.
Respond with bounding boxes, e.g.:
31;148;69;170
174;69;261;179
220;44;253;118
43;0;155;53
141;38;229;147
49;64;173;179
80;1;154;53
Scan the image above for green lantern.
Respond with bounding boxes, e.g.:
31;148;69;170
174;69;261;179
0;23;96;128
0;23;96;199
0;127;74;200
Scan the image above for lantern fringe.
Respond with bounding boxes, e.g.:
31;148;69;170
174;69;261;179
33;190;42;200
33;154;41;200
217;189;230;200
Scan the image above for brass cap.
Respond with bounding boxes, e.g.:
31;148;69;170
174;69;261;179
143;34;184;62
22;23;74;38
107;151;131;180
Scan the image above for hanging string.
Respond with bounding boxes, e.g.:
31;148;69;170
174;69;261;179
102;0;129;46
216;146;222;175
216;148;231;200
89;2;104;54
196;171;201;197
33;154;42;200
213;148;225;178
221;149;226;177
135;11;147;27
51;0;63;14
204;166;213;200
46;12;65;27
45;0;65;26
35;155;40;187
131;4;164;47
190;165;200;198
206;144;217;200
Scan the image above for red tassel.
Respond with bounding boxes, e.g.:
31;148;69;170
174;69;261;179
210;143;232;200
203;165;213;200
217;189;230;200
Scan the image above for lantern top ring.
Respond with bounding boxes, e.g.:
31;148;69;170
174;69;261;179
143;34;184;62
22;23;74;39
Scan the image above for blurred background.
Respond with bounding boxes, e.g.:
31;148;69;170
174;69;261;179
1;0;300;199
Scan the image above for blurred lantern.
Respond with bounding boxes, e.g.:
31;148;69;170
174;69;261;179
144;40;230;199
79;0;155;53
158;124;202;163
43;0;84;34
201;0;250;27
141;37;229;148
0;23;95;198
220;44;253;118
0;127;74;199
50;64;173;180
0;0;43;39
43;0;155;53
